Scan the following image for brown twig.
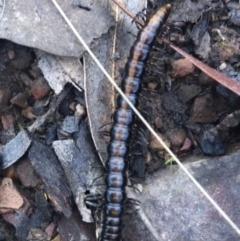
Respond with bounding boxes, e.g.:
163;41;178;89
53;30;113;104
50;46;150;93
112;0;135;20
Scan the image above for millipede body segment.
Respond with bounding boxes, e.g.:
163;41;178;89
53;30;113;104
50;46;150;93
100;4;171;241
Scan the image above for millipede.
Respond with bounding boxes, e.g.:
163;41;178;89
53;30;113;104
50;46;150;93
100;4;171;241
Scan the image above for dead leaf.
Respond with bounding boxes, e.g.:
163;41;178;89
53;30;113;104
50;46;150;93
1;114;15;130
10;92;29;108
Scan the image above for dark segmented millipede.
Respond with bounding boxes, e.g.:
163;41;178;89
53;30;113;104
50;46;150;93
100;4;171;241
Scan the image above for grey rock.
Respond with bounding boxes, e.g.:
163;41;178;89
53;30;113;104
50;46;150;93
61;116;81;134
229;9;240;26
195;31;211;59
199;127;225;156
216;85;240;106
0;130;31;170
125;151;240;240
162;93;188;114
177;84;202;103
0;0;113;57
0;125;16;145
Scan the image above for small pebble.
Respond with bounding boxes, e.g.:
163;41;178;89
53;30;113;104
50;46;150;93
16;158;39;187
8;50;15;60
0;178;24;213
180;138;192;152
75;104;86;117
166;129;186;147
31;76;51;100
219;62;227;71
199;127;225;156
61;116;80;134
170;58;195;77
155;116;163;129
148;82;158;90
45;222;58;239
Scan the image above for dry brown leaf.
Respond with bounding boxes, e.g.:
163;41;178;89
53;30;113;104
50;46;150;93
10;92;28;108
1;114;15;130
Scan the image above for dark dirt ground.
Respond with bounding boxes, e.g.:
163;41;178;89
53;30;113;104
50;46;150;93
1;0;240;240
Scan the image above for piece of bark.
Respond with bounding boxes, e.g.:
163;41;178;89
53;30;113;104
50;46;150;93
53;120;103;223
28;140;73;217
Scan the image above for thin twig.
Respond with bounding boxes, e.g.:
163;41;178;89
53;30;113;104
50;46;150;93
111;0;135;20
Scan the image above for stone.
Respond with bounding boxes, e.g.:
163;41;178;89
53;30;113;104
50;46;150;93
177;84;201;103
199;127;225;156
0;0;113;57
45;222;58;239
166;129;186;147
0;178;24;213
162;93;188;114
217;109;240;131
123;151;240;241
180;138;192;152
190;94;219;123
61;116;81;134
0;130;31;170
15;158;39;187
31;77;51;100
154;116;163;129
170;58;195;77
